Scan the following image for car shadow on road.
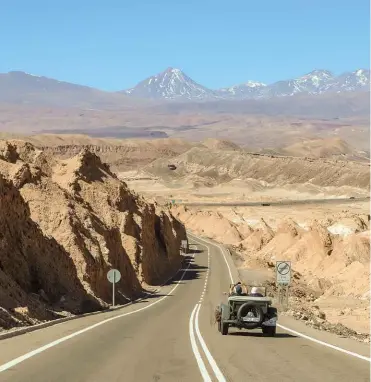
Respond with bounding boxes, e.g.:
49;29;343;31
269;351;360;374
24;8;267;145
187;248;203;254
135;262;208;301
181;254;208;266
131;254;210;303
173;264;208;284
166;256;209;285
228;331;297;339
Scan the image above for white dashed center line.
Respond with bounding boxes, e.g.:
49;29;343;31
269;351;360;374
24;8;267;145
189;243;226;382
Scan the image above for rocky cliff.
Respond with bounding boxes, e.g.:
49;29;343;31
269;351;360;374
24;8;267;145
0;140;186;330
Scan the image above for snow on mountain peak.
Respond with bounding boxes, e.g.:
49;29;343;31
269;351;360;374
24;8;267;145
354;69;369;85
164;67;181;75
356;69;366;76
124;67;214;100
298;70;333;84
245;80;267;87
337;68;370;89
123;67;370;100
25;72;42;78
306;69;333;77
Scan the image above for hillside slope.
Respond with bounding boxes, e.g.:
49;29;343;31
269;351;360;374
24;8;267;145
259;138;370;162
0;140;186;330
144;147;370;190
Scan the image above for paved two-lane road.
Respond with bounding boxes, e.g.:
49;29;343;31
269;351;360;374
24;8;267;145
0;234;369;381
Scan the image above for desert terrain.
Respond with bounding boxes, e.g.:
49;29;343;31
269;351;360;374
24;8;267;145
111;138;369;340
0;133;369;341
0;4;370;377
174;203;370;337
0;104;369;152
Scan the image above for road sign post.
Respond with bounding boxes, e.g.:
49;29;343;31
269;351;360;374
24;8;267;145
107;269;121;307
276;261;291;311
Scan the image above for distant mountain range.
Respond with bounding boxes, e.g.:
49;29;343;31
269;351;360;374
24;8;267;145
0;69;369;119
123;67;370;100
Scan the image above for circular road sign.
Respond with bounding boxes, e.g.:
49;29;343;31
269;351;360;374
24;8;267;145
277;262;290;275
107;269;121;284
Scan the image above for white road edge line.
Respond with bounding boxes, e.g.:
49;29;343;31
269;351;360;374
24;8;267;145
0;254;195;373
189;232;371;363
189;305;212;382
195;304;227;382
277;324;371;362
191;242;227;381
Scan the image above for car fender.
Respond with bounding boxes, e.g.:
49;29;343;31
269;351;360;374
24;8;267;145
220;303;230;320
263;306;278;326
262;317;277;326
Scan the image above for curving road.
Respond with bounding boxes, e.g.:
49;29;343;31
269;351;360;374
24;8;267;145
0;234;369;381
175;197;370;207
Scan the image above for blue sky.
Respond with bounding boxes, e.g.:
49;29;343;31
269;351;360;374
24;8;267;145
0;0;369;90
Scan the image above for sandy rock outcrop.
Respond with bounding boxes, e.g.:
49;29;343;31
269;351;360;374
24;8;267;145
0;140;186;330
238;218;370;299
327;216;368;236
174;205;370;336
174;206;243;245
0;173;99;329
238;218;274;253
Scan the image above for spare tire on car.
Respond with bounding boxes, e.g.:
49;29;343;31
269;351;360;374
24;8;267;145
237;303;264;329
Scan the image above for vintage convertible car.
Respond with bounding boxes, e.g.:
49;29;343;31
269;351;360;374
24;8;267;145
215;285;277;336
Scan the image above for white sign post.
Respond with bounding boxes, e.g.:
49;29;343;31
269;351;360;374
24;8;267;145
107;269;121;307
181;239;188;254
276;261;291;311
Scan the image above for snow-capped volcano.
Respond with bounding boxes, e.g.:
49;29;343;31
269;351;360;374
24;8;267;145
123;67;215;100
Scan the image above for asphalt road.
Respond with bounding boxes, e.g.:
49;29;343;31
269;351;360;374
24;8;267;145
0;234;369;381
175;197;370;207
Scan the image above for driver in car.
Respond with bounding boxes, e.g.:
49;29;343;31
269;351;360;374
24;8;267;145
230;282;248;296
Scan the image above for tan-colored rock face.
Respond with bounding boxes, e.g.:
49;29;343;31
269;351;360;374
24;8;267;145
0;140;186;330
0;173;98;329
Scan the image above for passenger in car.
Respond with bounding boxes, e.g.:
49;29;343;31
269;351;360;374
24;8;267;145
249;286;264;297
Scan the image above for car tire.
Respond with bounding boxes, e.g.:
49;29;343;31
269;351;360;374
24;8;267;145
262;325;276;337
217;320;221;332
221;320;229;335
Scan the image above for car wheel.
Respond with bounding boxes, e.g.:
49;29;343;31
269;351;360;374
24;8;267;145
217;320;221;332
221;320;229;335
262;326;276;337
